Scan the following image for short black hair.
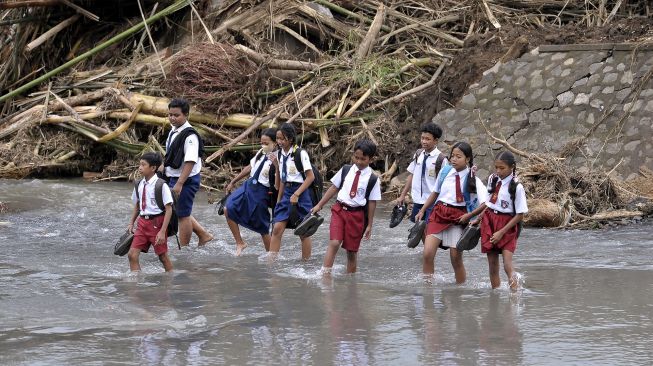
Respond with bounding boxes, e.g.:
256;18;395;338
420;122;443;139
168;98;190;115
261;128;277;141
354;139;377;158
279;123;296;142
141;152;163;169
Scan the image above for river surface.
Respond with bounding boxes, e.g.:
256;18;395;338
0;179;651;365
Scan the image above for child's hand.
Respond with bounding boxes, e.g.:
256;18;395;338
127;223;134;234
490;230;505;244
470;218;480;226
458;213;472;224
310;205;322;214
225;182;234;193
414;210;425;222
268;153;278;167
155;230;167;246
290;193;299;204
392;196;405;206
364;225;372;240
172;182;183;196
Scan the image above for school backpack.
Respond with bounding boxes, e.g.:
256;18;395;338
436;164;479;214
335;164;379;230
278;147;323;206
134;178;179;237
412;148;446;178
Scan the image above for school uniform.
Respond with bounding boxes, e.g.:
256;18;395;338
329;165;382;252
226;149;275;234
273;146;313;227
426;165;488;248
407;148;447;222
131;175;174;255
164;121;202;218
481;174;528;254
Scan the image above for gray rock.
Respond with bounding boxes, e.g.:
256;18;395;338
602;86;614;94
550;65;562;77
590;99;604;110
589;62;603;74
572;77;589;88
616;88;632;101
645;100;653;112
514;76;527;88
564;58;575;66
623;140;640;152
531;74;544;88
557;91;574;107
461;94;476;108
561;69;571;77
603;66;614;73
573;93;590;105
616;63;626;71
493;88;505;95
621;71;634;85
551;52;567;61
546;78;557;88
541;90;554;102
603;73;618;84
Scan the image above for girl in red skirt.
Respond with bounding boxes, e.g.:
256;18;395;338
415;142;487;283
480;151;528;290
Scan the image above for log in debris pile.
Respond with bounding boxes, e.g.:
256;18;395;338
1;0;652;227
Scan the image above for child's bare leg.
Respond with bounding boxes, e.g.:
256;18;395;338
159;253;173;272
192;216;213;246
487;252;501;289
449;248;466;284
269;221;286;254
422;234;441;275
127;248;141;272
225;209;247;255
502;250;517;290
346;251;357;273
261;233;271;252
300;236;312;260
323;240;342;270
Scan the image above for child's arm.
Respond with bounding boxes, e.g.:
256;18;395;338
275;163;283;203
393;174;413;205
128;203;139;233
415;191;439;221
290;168;315;204
490;213;523;244
363;200;377;240
311;185;338;214
226;165;252;193
156;204;172;246
459;203;487;224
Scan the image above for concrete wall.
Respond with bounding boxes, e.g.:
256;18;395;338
432;44;653;180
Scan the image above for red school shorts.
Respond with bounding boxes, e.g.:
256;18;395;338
480;209;518;254
329;202;365;252
132;215;168;256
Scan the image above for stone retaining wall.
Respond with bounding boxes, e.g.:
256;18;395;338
432;44;653;180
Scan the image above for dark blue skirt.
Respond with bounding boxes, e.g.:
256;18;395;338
225;179;271;235
273;185;312;228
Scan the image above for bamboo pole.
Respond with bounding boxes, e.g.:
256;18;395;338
313;0;391;32
234;44;319;71
0;0;190;103
25;14;80;52
0;0;60;9
205;112;280;163
355;3;386;60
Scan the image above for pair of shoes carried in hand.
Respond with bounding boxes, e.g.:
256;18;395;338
389;202;408;228
294;213;324;237
407;220;427;249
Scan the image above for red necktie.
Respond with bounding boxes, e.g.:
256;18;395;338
455;174;464;203
141;183;147;211
490;181;502;204
349;170;361;199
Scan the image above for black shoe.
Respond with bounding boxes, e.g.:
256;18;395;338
302;214;324;237
114;230;134;256
389;203;408;228
407;220;427;248
216;194;229;216
456;224;481;251
294;213;320;237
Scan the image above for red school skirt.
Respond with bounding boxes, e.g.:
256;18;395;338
330;202;366;252
426;202;467;235
480;209;518;254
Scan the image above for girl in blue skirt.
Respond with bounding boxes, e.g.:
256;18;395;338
225;128;279;256
269;123;315;260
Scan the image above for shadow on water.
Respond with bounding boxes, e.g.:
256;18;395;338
0;179;651;365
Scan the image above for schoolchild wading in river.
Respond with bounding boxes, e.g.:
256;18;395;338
268;123;315;260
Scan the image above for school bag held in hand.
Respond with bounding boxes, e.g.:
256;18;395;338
134;179;179;237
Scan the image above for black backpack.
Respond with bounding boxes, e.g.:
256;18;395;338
134;178;179;237
335;164;379;230
279;147;323;206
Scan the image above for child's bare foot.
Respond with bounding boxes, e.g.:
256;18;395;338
235;242;248;256
509;275;520;291
198;234;214;247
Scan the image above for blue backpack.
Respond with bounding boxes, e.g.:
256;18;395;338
436;164;479;213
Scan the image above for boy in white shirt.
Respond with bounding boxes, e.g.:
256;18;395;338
311;140;382;274
128;152;174;272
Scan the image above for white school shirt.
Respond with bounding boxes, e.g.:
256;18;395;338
331;165;382;207
131;175;174;216
435;166;488;206
485;174;528;214
407;147;447;204
249;149;275;188
280;146;311;183
164;121;202;178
